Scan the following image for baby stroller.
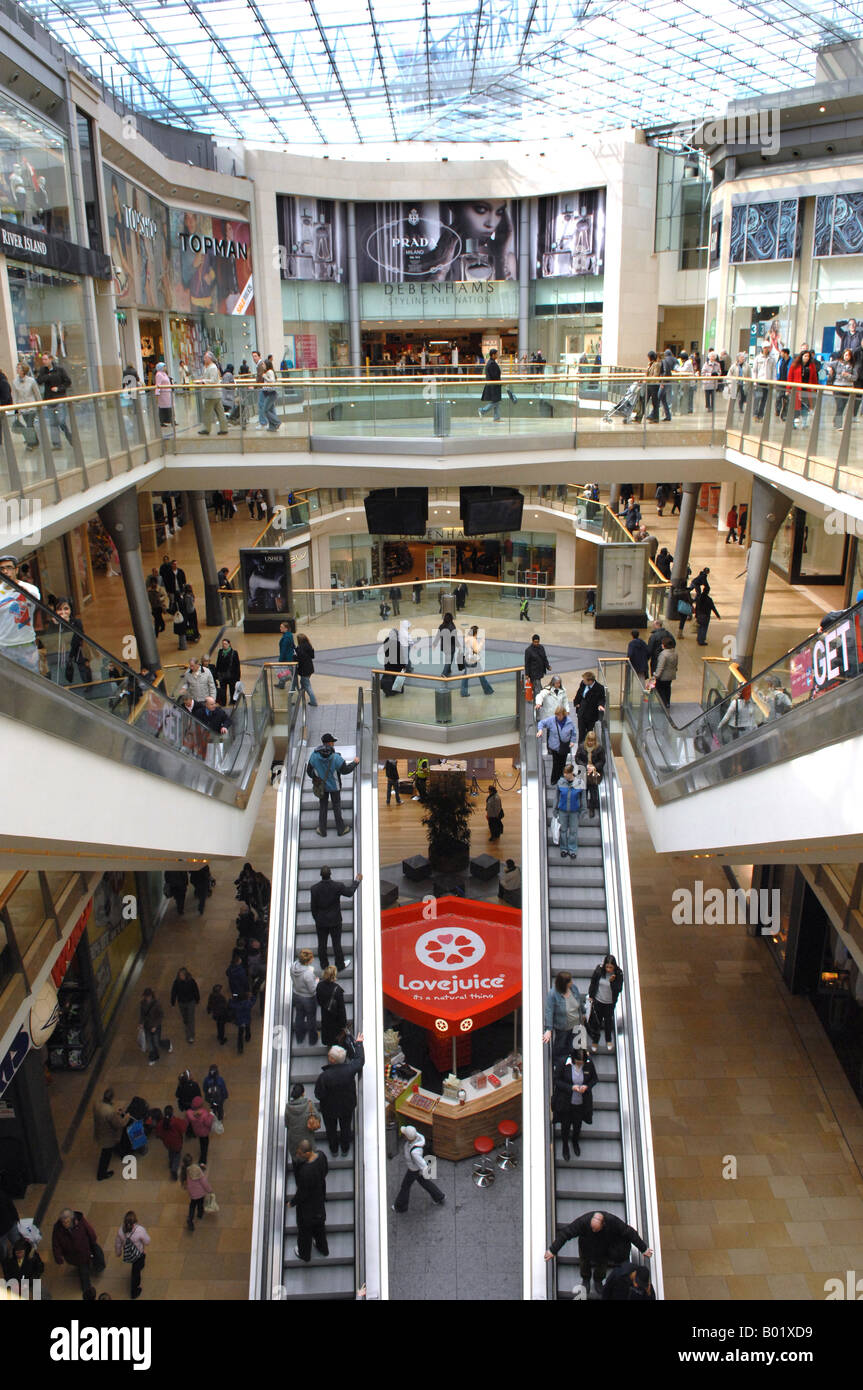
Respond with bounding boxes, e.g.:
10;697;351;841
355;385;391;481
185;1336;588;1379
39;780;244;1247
604;381;644;423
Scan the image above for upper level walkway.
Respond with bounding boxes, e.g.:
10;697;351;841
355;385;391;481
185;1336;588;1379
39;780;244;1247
4;372;862;550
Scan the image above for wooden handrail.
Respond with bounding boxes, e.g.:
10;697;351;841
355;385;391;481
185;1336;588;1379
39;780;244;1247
370;665;523;682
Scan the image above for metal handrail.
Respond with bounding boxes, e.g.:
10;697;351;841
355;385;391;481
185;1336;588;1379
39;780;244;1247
597;721;664;1298
248;686;306;1301
519;679;554;1299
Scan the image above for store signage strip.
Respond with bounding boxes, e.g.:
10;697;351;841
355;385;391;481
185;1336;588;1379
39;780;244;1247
0;216;111;279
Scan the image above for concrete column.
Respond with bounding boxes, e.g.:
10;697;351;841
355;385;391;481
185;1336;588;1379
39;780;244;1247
518;200;531;360
667;481;700;620
609;483;621;513
346;202;362;368
265;489;277;518
64;76;102;391
734;476;793;678
0;252;20;367
188;489;224;627
97;486;161;672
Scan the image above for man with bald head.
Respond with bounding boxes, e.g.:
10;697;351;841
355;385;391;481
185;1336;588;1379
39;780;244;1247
544;1209;653;1295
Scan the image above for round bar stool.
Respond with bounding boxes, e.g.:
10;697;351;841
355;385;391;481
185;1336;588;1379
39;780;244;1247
496;1119;519;1170
472;1135;496;1188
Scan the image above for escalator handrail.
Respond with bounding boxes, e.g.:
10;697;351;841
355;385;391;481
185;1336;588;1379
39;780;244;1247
248;688;307;1300
597;721;664;1298
519;679;555;1299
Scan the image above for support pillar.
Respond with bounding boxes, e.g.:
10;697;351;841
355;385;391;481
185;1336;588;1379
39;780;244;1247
609;483;621;514
518;200;531;360
98;487;161;672
188;489;224;627
667;481;700;621
347;201;362;369
734;476;793;678
265;489;277;519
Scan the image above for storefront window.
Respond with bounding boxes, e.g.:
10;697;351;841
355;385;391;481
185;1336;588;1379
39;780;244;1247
725;262;797;355
8;262;89;392
75;111;103;253
532;278;602;366
0;91;74;240
809;258;863;357
282;280;347;369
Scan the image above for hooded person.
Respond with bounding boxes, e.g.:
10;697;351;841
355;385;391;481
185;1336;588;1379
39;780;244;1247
391;1124;446;1213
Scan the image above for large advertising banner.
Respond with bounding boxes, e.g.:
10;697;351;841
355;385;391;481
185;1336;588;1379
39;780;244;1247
240;548;291;633
276;195;345;282
170;208;253;314
105;166;172;309
533;188;606;278
729;198;800;263
356;199;518;282
814;191;863;258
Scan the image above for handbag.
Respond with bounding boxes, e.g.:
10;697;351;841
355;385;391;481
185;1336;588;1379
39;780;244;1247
551;814;561;846
391;674;406;692
136;1023;147;1052
212;1115;225;1135
203;1192;219;1213
127;1119;147;1151
90;1242;106;1274
507;388;518;403
676;599;692;617
307;1101;321;1133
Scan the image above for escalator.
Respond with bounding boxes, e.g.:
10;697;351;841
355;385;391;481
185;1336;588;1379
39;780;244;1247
605;600;863;857
249;689;386;1302
0;577;275;858
520;690;662;1300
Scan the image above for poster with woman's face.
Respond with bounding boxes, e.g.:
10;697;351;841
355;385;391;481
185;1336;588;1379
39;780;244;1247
533;189;606;278
103;165;170;309
356;199;518;282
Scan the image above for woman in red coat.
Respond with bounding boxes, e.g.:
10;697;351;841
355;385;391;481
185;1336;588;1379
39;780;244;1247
787;349;819;427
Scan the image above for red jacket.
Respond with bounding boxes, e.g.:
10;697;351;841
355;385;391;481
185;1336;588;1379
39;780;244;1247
155;1115;187;1153
185;1106;214;1138
52;1212;99;1268
787;359;818;410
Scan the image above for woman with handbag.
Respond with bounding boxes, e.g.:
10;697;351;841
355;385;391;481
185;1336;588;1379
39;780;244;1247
587;954;625;1054
285;1082;323;1166
543;971;583;1070
575;729;605;818
670;578;692;637
51;1207;104;1295
12;361;42;452
316;965;347;1048
114;1210;150;1300
289;1140;329;1263
180;1155;213;1231
485;784;504;840
185;1096;215;1165
651;637;678;708
552;1048;597;1160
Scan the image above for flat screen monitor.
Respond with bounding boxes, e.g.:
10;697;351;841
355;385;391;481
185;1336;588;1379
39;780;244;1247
460;487;524;536
364;488;428;535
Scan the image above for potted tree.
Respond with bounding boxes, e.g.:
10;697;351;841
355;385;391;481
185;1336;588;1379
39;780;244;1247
423;775;474;873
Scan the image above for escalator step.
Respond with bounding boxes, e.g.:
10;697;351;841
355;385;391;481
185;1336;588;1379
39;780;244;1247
555;1170;626;1198
284;1230;355;1262
277;1265;357;1298
556;1197;627;1226
549;908;607;925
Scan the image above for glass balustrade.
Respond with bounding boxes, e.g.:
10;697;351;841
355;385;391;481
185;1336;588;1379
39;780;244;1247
373;666;520;728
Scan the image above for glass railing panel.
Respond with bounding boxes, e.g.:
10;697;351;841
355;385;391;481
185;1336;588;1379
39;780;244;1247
701;659;734;708
375;668;518;726
3;874;52;959
71;396;104;469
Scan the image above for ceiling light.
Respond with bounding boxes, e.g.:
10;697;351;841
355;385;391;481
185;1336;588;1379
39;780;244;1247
819;105;826;113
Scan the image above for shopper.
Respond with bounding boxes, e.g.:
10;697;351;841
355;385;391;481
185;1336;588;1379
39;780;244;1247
478;348;502;422
737;503;748;546
788;348;818;426
152;1106;187;1180
203;1064;229;1122
260;356;280;431
36;351;72;447
752;341;776;419
392;1124;446;1212
316;966;348;1048
276;621;297;691
232;990;253;1054
654;547;673;581
775;346;792;418
307;732;359;837
289;1139;329;1262
170;967;200;1044
140;988;172;1065
544;1210;652;1295
114;1210;150;1300
602;1261;657;1301
435;613;459;678
555;763;582;860
537;704;577;785
180;584;200;643
701;349;722;411
197;351;229;436
573;671;606;743
0;554;41;673
460;624;494;696
214;638;241;704
154;361;173;428
295;633;317;705
185;1096;215;1165
0;1188;20;1260
719;683;759;741
226;949;249;998
670;577;691;637
188;864;213;916
314;1033;365;1156
543;970;583;1069
286;1083;323;1164
310;866;361;971
524;633;552;689
587;954;624;1054
500;858;522;907
534;674;570;723
12;361;42;449
51;1208;103;1296
626;630;650;681
646;618;672;676
92;1088;129;1181
2;1235;44;1284
552;1047;597;1161
384;757;402;806
207;983;230;1045
176;1068;202;1111
486;784;504;841
575;729;605;817
180;1155;213;1231
147;575;167;636
725;503;739;544
291;947;319;1045
694;588;721;646
163;869;188;914
652;636;678;708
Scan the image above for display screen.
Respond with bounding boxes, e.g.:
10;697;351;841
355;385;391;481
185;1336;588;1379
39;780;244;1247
460;488;524;536
240;550;290;614
364;488;429;535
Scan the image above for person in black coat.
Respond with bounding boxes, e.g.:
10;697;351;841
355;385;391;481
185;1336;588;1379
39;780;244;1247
214;639;241;704
694;589;721;646
587;954;624;1053
646;620;672;675
575;732;605;816
309;867;361;971
478;348;502;421
2;1235;44;1283
435;614;459;678
175;1069;201;1112
602;1261;657;1301
545;1209;652;1294
626;630;650;681
573;672;606;742
288;1140;329;1262
314;1035;365;1156
551;1048;597;1161
316;966;348;1047
654;547;673;580
524;634;551;688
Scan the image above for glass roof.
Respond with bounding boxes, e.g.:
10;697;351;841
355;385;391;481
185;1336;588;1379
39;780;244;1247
21;0;863;144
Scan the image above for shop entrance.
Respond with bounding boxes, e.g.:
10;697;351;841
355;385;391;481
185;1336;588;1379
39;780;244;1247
138;315;165;383
360;324;517;368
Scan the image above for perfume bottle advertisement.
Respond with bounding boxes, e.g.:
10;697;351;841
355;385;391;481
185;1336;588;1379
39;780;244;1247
355;199;518;282
532;187;606;278
276;194;346;282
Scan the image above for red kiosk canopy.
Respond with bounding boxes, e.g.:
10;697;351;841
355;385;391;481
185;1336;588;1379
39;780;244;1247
382;896;522;1036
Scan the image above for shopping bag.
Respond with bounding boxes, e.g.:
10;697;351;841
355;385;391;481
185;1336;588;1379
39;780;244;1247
18;1218;42;1247
136;1024;147;1052
551;815;561;846
212;1116;225;1135
507;389;518;404
203;1192;219;1213
127;1120;147;1151
391;674;406;693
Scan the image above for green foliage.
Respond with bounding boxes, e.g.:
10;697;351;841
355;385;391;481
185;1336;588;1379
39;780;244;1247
422;776;474;866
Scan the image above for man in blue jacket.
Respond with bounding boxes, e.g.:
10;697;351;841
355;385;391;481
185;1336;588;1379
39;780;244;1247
308;733;359;838
537;705;577;784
